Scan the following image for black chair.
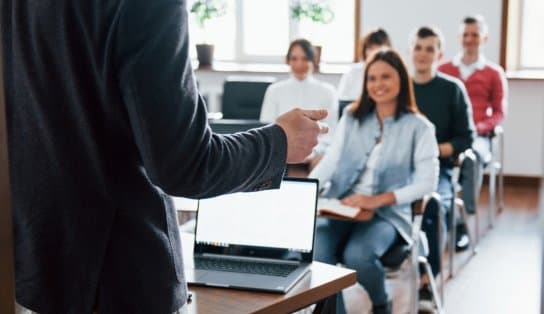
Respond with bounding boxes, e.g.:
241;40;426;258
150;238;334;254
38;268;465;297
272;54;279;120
381;193;444;314
209;119;267;134
221;76;276;120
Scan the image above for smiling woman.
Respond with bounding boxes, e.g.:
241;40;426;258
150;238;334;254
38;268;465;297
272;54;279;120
309;49;438;314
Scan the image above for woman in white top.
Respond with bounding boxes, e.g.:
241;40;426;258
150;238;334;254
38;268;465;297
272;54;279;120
337;28;392;101
260;39;337;158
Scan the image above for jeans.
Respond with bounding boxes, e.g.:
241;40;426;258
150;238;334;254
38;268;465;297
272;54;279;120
422;168;453;276
314;215;399;313
460;136;491;214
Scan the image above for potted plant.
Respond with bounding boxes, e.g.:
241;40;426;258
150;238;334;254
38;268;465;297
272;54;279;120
190;0;227;68
290;0;334;71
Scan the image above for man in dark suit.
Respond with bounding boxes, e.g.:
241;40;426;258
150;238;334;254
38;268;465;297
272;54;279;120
2;0;327;313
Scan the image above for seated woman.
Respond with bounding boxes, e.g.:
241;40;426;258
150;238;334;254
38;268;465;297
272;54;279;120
260;39;337;169
310;49;439;314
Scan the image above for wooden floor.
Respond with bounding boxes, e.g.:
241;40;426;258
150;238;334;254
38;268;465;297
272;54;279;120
342;180;542;314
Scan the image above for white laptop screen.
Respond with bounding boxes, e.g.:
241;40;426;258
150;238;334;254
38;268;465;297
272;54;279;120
195;179;317;253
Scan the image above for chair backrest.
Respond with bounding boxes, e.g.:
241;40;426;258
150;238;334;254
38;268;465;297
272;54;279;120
209;119;267;134
221;76;276;120
338;100;354;119
0;32;16;313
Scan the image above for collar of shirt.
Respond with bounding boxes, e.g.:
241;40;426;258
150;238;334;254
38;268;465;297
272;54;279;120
453;53;486;80
288;74;315;85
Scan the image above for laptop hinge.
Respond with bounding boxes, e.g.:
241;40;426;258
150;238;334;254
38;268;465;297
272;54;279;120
196;253;302;265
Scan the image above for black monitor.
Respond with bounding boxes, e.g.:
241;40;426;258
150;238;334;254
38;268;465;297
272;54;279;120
221;76;276;120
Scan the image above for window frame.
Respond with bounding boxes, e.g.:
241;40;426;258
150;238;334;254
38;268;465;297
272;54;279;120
503;0;544;71
190;0;361;65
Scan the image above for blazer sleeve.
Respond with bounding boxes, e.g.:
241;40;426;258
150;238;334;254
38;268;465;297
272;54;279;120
114;0;286;197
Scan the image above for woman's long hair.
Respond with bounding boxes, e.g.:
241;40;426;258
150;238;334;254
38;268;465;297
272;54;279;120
350;49;418;121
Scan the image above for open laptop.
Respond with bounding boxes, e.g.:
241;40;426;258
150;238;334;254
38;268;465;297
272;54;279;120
185;178;318;293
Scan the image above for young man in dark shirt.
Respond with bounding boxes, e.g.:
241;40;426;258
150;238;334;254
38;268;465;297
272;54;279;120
410;26;475;309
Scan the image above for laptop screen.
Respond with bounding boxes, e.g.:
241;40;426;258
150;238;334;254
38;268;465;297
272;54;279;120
194;178;318;262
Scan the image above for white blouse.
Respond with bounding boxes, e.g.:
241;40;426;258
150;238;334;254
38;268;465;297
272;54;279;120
352;142;382;195
259;75;338;154
337;62;364;101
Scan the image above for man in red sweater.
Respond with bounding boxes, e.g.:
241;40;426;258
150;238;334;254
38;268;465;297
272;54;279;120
438;15;508;250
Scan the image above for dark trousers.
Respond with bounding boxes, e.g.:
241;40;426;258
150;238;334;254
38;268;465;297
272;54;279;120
422;168;453;276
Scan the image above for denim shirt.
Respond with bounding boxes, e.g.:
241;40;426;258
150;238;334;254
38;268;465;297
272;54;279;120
310;109;439;244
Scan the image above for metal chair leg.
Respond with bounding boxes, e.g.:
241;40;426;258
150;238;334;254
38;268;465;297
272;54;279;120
438;210;445;305
456;198;478;256
489;158;496;229
498;132;505;213
448;199;456;279
419;256;444;314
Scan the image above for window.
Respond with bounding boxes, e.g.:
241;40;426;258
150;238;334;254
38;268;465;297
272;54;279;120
188;0;237;61
519;0;544;68
506;0;544;70
187;0;356;64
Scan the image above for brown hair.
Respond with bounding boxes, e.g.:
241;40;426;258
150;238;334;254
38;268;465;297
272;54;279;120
350;49;418;121
286;38;316;67
357;28;392;62
412;26;445;50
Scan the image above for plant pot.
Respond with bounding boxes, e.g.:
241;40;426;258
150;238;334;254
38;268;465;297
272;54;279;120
196;44;214;69
313;45;322;72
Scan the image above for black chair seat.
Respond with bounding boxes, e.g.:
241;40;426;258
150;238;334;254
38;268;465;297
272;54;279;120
380;241;411;269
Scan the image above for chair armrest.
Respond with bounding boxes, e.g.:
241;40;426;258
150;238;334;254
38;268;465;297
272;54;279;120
455;148;477;168
493;125;504;137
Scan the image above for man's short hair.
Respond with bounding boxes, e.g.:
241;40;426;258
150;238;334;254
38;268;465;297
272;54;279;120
462;14;489;35
410;26;445;50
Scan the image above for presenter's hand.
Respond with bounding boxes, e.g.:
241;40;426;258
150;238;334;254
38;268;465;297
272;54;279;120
275;108;328;164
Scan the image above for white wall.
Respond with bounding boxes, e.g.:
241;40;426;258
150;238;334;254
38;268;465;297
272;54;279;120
503;79;544;176
361;0;502;64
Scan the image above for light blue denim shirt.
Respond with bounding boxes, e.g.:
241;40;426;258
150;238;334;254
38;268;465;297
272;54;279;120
310;109;439;244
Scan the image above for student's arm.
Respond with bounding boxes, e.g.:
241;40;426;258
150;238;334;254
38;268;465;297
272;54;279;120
340;192;396;210
115;0;287;197
447;82;476;157
393;124;439;205
476;68;508;134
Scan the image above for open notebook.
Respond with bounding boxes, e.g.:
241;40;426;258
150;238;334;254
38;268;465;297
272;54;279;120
317;198;374;221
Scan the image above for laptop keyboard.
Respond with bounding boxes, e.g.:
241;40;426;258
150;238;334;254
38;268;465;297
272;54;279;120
194;256;298;277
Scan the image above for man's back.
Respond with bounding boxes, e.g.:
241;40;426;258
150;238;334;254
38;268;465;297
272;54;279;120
3;1;288;312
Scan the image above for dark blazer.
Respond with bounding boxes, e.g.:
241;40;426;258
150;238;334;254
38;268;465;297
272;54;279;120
2;0;286;313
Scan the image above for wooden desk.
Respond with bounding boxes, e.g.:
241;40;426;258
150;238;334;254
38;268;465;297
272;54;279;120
180;232;356;314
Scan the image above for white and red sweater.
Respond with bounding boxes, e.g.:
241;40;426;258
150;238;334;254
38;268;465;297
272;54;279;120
438;59;508;135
